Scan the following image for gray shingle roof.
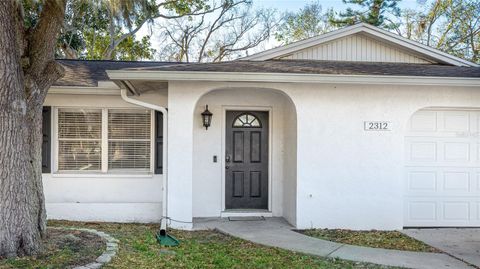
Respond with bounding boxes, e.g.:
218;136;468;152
54;59;179;87
125;60;480;78
54;59;480;87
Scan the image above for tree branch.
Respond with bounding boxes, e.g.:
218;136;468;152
25;0;66;104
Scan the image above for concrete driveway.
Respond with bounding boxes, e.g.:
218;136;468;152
402;228;480;268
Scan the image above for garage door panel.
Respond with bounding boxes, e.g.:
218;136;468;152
478;202;480;220
444;172;470;191
444;142;470;161
442;111;471;132
408;201;437;221
405;109;480;227
406;168;478;195
407;171;437;191
410;111;438;132
405;198;480;226
443;202;470;220
406;140;478;166
409;142;437;162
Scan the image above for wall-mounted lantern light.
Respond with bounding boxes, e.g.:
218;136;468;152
201;105;212;130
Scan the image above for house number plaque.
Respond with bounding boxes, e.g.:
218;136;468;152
364;121;391;131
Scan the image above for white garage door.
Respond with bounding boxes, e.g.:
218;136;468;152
405;109;480;227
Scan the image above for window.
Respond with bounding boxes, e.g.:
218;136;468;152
233;113;261;128
108;109;151;171
56;108;152;173
58;109;102;171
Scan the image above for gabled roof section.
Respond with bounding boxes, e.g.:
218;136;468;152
242;23;478;67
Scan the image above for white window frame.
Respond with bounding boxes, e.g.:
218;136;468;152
53;107;155;175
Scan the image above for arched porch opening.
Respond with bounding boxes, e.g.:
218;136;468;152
192;87;298;226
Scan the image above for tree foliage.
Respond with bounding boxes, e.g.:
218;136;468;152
330;0;401;29
275;1;335;45
55;0;154;60
396;0;480;63
24;0;212;60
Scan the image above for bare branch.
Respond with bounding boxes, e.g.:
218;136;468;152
156;1;278;62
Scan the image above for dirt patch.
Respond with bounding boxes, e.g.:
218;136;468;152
0;228;105;269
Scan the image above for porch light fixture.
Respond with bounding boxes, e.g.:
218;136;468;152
201;105;212;130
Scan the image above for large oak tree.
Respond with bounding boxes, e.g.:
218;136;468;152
0;0;66;257
0;0;207;257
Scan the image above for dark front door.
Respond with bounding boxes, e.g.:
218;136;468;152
225;111;269;210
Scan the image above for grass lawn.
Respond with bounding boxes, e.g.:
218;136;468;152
1;221;399;269
299;229;438;253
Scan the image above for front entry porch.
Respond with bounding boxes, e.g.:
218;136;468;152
190;87;297;223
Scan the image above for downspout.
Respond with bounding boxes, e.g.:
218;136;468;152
120;88;169;235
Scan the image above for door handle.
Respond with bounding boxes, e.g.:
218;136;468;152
226;155;231;163
225;166;229;169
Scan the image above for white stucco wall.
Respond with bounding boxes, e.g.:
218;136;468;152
192;88;296;218
42;90;167;222
166;80;480;230
282;97;297;226
290;83;480;230
44;81;480;229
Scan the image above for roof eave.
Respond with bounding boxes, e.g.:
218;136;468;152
106;70;480;87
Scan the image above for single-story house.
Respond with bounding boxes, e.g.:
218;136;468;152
42;23;480;230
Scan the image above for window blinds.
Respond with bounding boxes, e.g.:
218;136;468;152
57;109;102;171
108;109;151;171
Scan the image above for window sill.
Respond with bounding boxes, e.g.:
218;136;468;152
47;173;159;178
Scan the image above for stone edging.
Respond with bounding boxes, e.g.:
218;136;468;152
50;227;119;269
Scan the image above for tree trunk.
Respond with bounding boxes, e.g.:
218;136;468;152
0;0;65;257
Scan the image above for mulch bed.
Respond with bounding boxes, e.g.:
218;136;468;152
0;228;105;269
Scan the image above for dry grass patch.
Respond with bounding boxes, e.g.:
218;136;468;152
0;228;104;269
299;229;438;252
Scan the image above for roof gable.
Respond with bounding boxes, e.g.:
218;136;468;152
278;33;433;64
243;23;478;67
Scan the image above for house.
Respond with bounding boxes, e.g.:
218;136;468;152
42;23;480;230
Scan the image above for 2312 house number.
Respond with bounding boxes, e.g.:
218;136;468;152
364;121;391;131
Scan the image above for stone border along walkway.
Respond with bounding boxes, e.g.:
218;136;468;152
50;227;119;269
194;217;474;269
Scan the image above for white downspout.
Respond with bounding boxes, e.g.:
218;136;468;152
120;88;169;234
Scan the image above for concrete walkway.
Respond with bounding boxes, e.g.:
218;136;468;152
194;217;473;269
402;228;480;268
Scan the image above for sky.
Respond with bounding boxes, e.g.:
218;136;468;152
139;0;433;60
251;0;429;12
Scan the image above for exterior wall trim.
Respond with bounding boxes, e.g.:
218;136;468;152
107;70;480;87
49;86;121;95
